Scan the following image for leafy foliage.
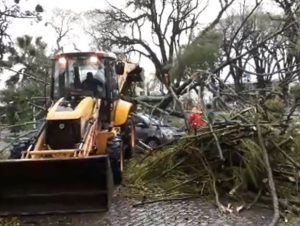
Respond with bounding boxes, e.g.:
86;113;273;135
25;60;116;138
0;0;43;62
171;31;222;80
290;83;300;100
126;106;300;218
0;36;50;131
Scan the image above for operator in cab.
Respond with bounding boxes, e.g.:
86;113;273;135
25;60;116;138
81;72;105;97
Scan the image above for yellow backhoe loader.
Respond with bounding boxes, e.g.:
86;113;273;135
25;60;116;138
0;51;143;215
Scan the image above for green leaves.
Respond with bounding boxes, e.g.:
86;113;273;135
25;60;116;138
171;31;222;79
184;32;222;70
35;5;43;13
290;83;300;100
0;1;44;56
16;35;32;49
14;35;48;67
0;35;50;129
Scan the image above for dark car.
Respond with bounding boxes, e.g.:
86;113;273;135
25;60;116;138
132;113;186;148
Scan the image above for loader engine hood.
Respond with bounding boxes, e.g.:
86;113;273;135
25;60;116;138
47;96;95;121
45;96;96;149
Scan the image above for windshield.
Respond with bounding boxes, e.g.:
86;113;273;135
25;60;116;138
137;114;167;126
52;55;119;99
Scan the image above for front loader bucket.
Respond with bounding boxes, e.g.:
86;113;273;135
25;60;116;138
0;156;113;216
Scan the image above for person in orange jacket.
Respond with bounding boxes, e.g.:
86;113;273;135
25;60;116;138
188;107;207;134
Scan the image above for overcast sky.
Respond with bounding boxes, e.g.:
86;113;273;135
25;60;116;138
1;0;282;89
5;0;225;84
8;0;223;53
8;0;280;52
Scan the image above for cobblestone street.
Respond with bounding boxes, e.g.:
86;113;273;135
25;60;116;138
11;187;274;226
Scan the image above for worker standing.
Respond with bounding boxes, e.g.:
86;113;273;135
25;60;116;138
188;107;207;135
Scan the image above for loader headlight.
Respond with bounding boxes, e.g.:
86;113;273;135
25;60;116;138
59;123;65;130
89;55;98;63
58;57;66;65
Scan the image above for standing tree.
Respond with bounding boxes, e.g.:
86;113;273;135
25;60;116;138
0;0;43;63
0;35;50;130
46;8;80;54
219;1;286;94
272;0;300;98
86;0;234;102
219;1;263;93
86;0;293;113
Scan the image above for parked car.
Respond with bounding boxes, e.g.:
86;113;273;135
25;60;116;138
132;113;186;148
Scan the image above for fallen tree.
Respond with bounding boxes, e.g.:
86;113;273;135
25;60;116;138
126;96;300;225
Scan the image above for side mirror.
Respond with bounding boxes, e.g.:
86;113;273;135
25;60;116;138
115;61;125;75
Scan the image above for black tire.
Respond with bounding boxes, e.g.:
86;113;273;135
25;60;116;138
124;144;133;159
110;159;122;185
10;138;32;159
107;137;123;185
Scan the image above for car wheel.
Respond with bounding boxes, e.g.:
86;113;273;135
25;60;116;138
146;138;160;149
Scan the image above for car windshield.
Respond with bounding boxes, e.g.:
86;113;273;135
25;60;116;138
137;114;166;126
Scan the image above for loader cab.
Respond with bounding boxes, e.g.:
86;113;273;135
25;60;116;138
51;52;124;101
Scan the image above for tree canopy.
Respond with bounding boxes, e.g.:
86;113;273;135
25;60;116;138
0;0;43;63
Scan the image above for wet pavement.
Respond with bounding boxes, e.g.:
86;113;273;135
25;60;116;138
0;141;277;226
0;186;274;226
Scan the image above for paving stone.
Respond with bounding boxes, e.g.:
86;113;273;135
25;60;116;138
16;189;274;226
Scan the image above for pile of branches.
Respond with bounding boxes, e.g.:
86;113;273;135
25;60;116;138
126;103;300;225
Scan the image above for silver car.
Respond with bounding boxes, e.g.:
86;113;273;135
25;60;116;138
132;113;185;148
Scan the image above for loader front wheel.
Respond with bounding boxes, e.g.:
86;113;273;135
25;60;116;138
111;160;122;185
107;138;123;185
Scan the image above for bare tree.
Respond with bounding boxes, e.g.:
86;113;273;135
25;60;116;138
219;1;270;92
46;8;79;54
217;0;300;100
88;0;235;77
218;0;300;101
86;0;234;109
86;0;294;114
272;0;300;97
